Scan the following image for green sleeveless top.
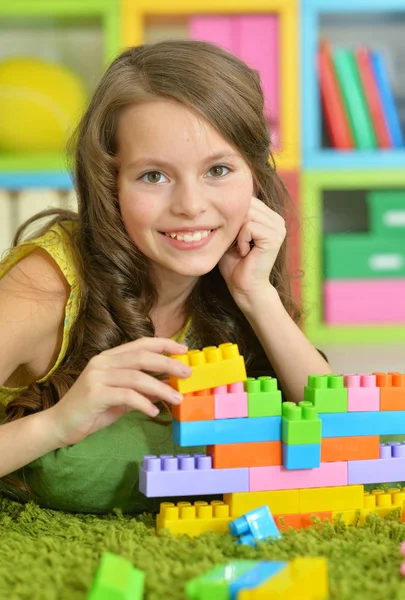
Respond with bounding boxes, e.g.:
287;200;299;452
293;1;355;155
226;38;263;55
0;222;204;513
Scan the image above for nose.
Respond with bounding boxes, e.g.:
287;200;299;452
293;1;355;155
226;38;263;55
170;179;208;218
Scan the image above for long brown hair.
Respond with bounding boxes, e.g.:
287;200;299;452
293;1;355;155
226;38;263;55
3;40;300;479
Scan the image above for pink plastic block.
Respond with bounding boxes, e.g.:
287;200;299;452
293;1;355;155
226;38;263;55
249;462;348;492
348;442;405;484
214;382;248;419
324;280;405;324
344;374;380;412
188;16;236;54
139;454;249;497
237;16;279;145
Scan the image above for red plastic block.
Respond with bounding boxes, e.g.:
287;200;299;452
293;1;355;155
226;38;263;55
344;374;380;412
374;372;405;411
214;382;248;419
207;442;282;469
249;462;348;492
321;436;380;462
171;389;215;422
274;512;332;531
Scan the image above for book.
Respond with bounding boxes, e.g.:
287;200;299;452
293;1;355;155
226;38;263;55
318;40;354;150
371;50;404;148
356;47;391;149
333;48;377;149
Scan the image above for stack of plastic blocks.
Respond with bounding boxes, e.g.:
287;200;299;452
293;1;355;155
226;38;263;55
185;557;328;600
86;553;145;600
139;344;405;536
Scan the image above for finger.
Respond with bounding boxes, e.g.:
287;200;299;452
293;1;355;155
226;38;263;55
96;350;192;377
237;224;254;257
101;368;183;405
105;337;189;357
105;387;162;417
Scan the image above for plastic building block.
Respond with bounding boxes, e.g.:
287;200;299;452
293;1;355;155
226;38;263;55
244;377;282;417
172;416;281;446
224;490;299;517
169;343;246;394
319;410;405;437
332;488;405;527
345;374;380;412
249;462;348;492
229;505;281;546
299;485;364;513
214;383;248;419
156;500;231;536
348;442;405;484
304;375;348;413
185;560;288;600
282;442;320;470
321;436;380;462
238;557;329;600
274;512;332;531
281;401;322;445
86;552;145;600
207;442;282;469
139;454;248;497
171;389;215;422
374;372;405;411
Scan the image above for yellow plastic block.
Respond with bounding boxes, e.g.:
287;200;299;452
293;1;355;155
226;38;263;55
122;0;299;171
169;343;246;394
156;500;231;536
238;557;328;600
331;509;358;526
332;488;405;527
299;485;364;513
223;490;299;517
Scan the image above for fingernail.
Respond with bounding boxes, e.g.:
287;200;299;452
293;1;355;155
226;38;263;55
172;391;183;403
150;406;159;417
182;367;192;377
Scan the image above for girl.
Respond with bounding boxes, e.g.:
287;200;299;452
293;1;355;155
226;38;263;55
0;40;332;513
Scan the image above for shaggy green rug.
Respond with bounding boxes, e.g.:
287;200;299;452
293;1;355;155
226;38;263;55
0;494;404;600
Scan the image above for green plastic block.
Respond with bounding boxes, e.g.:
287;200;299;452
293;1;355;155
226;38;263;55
324;234;405;279
367;190;405;237
304;375;348;413
186;561;257;600
87;553;145;600
281;401;322;445
244;376;282;417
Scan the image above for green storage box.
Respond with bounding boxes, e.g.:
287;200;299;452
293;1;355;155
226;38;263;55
324;234;405;278
367;191;405;237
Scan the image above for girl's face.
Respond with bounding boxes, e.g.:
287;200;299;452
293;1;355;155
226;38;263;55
117;99;254;280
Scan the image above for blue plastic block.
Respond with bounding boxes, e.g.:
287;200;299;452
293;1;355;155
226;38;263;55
319;411;405;437
229;505;281;547
172;417;281;446
229;561;287;600
282;442;321;470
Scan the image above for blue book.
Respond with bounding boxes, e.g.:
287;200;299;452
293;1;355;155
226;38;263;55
371;51;404;148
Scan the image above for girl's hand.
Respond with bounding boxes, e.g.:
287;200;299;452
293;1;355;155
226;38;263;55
47;338;192;447
219;196;286;310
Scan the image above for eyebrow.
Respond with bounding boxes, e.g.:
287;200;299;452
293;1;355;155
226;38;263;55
125;152;241;171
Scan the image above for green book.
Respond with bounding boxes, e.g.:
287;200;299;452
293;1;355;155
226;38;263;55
333;49;377;149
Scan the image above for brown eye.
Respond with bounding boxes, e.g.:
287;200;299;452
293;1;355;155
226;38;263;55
145;171;162;183
208;165;229;178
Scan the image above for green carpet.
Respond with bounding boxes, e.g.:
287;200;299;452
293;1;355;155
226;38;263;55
0;494;405;600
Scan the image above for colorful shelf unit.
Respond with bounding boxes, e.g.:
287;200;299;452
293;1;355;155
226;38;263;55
302;170;405;344
122;0;299;171
0;0;121;179
302;0;405;169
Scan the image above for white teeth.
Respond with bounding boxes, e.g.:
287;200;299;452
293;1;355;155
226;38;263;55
165;229;212;242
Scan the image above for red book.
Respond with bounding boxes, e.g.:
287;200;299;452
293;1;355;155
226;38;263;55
318;40;354;150
355;47;392;149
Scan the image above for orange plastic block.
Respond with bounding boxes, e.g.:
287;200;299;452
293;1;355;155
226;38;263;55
275;512;331;531
321;435;380;462
156;500;231;536
169;343;246;394
374;372;405;411
171;389;215;421
207;441;282;469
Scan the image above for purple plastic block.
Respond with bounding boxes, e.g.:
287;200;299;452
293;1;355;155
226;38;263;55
139;454;249;497
348;444;405;484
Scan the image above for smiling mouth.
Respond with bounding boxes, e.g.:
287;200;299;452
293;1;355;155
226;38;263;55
159;229;215;243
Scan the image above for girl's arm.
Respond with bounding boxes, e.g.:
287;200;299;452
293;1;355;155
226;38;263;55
243;285;333;404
